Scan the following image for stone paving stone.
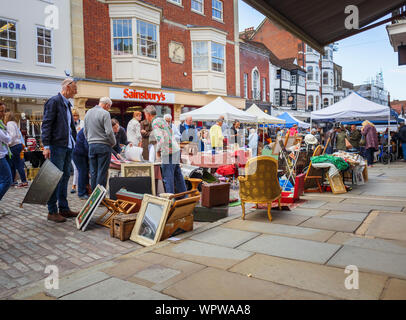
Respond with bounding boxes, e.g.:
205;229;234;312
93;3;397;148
338;237;406;255
0;275;18;290
365;212;406;241
16;277;31;286
163;267;332;300
153;240;253;270
0;261;9;270
229;254;387;300
340;198;406;208
328;246;406;279
381;278;406;300
24;292;57;300
29;263;44;272
133;265;181;284
322;211;368;222
320;203;403;213
298;200;327;209
61;277;175;300
0;253;17;264
222;219;335;242
361;183;406;198
245;209;311;226
299;217;362;233
190;227;260;248
13;262;30;273
237;234;340;264
5;268;22;279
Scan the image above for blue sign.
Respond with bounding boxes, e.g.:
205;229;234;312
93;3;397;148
0;81;27;91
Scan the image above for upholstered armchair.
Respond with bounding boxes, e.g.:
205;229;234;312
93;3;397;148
238;156;282;222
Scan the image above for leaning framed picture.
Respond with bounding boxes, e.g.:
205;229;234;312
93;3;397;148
129;194;172;246
76;184;107;231
121;162;156;195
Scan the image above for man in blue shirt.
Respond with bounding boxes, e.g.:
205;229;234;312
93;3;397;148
41;78;78;223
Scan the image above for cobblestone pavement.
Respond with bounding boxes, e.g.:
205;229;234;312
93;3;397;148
0;177;145;298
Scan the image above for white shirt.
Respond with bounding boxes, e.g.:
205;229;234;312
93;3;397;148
6;121;22;147
0;121;11;159
127;118;141;145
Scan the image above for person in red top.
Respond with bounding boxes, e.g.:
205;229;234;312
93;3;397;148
289;124;298;136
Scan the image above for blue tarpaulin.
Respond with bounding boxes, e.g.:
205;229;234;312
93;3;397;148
276;112;310;128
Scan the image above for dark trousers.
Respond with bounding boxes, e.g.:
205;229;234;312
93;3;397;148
89;143;111;190
9;144;27;183
161;152;186;194
0;157;12;201
72;153;89;197
366;147;375;165
48;146;72;213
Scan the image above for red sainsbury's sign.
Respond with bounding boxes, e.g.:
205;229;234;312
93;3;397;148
109;87;175;104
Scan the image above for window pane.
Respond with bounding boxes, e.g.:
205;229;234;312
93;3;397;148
9;49;16;59
1;48;7;57
44;47;51;55
37;46;43;55
45;55;51;64
45;29;51;38
123;21;128;37
38;54;44;63
117;21;123;37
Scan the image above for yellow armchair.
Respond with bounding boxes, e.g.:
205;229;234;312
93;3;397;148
238;156;282;221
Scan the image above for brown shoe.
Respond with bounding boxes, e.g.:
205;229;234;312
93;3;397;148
59;210;79;218
47;213;66;223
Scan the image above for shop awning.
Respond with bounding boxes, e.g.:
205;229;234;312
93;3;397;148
243;0;406;52
246;104;286;124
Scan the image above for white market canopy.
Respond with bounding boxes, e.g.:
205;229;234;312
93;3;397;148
246;104;286;124
179;97;257;123
311;92;390;121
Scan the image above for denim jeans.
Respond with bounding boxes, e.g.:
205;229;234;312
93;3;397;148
366;147;375;165
9;144;27;183
72;153;89;197
47;146;72;213
402;143;406;160
0;157;12;201
89;143;111;190
161;152;186;194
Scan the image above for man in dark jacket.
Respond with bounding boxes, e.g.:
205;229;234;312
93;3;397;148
349;124;362;150
398;122;406;161
72;129;89;200
111;118;128;154
41;78;78;223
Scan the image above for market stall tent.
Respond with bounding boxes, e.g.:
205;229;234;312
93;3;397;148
246;104;286;124
310;92;390;121
179;97;257;123
276;112;310;128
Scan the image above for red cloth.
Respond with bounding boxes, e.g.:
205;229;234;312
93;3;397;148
216;165;236;176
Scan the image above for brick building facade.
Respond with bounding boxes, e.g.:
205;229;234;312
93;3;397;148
73;0;244;124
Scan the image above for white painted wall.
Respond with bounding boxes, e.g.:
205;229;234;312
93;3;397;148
0;0;72;78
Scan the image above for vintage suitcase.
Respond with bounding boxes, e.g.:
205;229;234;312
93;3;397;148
110;213;138;241
201;182;230;208
115;189;143;213
193;204;229;222
109;177;152;200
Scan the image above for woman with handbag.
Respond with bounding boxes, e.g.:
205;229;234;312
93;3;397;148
361;120;378;167
4;111;28;188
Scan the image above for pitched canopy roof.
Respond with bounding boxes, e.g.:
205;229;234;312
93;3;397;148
246;104;286;124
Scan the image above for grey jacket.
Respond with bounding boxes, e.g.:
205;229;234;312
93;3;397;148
84;105;116;147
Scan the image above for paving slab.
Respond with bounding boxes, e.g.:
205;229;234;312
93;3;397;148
328;246;406;279
298;200;327;209
283;207;330;217
190;227;259;248
365;212;406;241
222;219;334;242
341;237;406;255
237;234;340;264
381;278;406;300
153;240;253;270
299;217;362;233
340;198;406;208
361;182;406;198
322;211;368;222
230;254;387;300
245;209;311;225
320;202;404;213
61;277;175;300
301;195;345;203
101;258;152;280
162;267;332;300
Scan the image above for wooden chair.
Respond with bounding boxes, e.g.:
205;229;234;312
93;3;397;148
322;137;331;155
238;156;282;222
304;145;324;193
97;198;139;228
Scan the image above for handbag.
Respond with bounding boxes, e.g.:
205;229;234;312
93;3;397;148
359;136;366;147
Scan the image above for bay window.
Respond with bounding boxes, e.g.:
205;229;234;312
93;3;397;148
113;19;133;56
137;20;157;58
192;41;224;72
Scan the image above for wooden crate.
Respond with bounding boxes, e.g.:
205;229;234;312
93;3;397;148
110;213;138;241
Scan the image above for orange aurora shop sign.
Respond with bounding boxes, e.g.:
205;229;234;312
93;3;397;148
109;87;175;104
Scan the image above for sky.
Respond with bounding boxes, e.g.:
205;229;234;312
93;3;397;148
238;0;406;101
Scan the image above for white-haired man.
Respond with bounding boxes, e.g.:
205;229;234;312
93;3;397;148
84;97;116;190
41;78;78;222
164;114;181;142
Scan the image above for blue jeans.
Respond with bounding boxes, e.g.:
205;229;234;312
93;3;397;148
402;143;406;160
161;152;186;194
9;144;27;183
72;153;89;197
0;157;12;201
89;144;111;190
47;146;72;213
366;147;375;165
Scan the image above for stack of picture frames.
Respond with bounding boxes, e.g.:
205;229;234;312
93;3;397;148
76;185;107;231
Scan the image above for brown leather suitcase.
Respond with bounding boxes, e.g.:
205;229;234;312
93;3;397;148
201;182;230;208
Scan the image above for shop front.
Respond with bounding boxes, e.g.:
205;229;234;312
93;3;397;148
74;80;245;128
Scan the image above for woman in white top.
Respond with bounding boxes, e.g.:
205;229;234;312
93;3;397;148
71;109;83;194
5;111;28;187
126;111;142;146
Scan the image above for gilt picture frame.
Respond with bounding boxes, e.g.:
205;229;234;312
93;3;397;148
129;194;172;246
121;162;156;196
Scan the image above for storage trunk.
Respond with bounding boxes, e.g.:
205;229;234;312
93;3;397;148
161;214;194;240
110;213;138;241
201;182;230;208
